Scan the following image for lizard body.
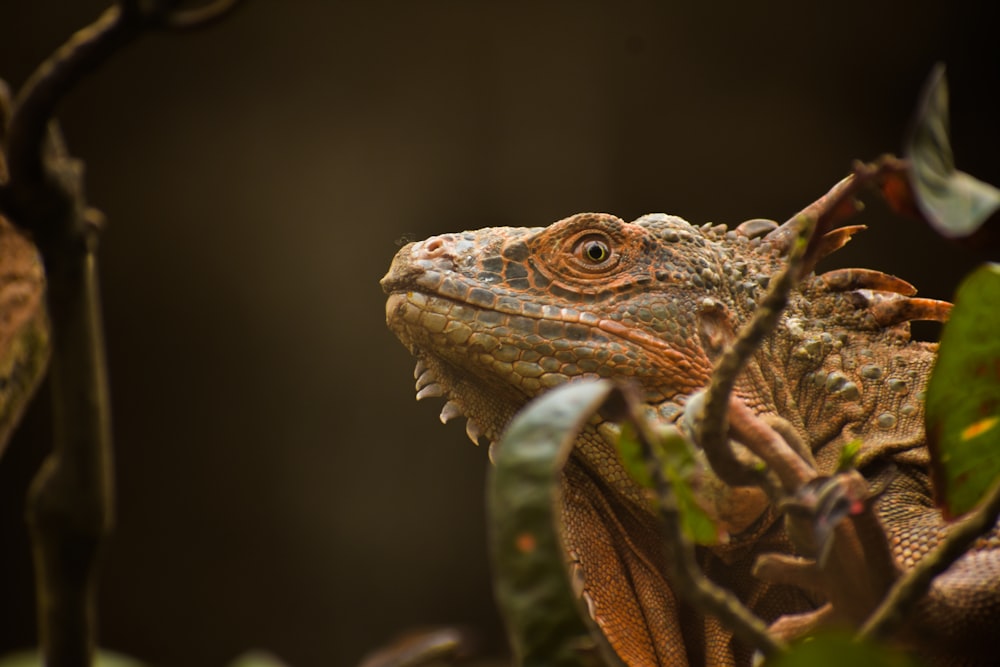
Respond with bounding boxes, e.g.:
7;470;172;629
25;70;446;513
381;197;999;665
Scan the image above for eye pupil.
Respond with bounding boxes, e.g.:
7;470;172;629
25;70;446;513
585;241;608;262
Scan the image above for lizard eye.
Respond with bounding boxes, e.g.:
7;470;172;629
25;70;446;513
532;216;629;282
574;235;613;266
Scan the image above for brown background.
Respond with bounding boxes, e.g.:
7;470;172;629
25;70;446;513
0;1;996;666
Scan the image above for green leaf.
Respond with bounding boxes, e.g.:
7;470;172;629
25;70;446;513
615;423;718;545
615;421;652;489
658;427;719;545
906;64;1000;238
764;632;919;667
489;379;624;667
926;263;1000;517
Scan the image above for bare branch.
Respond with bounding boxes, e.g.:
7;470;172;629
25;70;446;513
694;178;829;475
4;6;136;225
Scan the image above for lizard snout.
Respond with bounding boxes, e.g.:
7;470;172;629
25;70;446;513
380;234;461;294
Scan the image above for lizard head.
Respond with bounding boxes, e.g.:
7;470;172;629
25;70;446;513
380;212;791;452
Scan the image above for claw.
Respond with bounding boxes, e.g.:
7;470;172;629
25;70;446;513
413;359;427;380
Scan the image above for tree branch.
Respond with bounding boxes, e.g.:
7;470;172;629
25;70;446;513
0;3;241;664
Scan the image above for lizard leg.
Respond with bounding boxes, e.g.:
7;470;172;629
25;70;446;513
732;404;1000;664
722;404;901;630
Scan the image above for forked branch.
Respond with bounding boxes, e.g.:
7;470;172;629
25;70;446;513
0;3;241;665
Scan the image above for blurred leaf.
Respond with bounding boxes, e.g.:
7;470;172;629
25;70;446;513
489;379;623;667
356;628;476;667
658;427;719;545
926;263;1000;517
836;439;862;473
615;423;718;545
763;632;919;667
227;651;290;667
905;64;1000;239
0;650;147;667
616;422;652;489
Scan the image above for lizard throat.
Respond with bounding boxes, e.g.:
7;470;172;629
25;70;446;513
385;290;533;453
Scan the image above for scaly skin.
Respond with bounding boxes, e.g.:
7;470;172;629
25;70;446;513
381;200;999;665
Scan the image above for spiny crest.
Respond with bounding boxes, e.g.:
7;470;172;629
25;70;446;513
659;212;953;333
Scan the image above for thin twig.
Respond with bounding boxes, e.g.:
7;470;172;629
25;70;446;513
694;160;910;487
5;6;136;223
693;196;820;486
615;386;787;658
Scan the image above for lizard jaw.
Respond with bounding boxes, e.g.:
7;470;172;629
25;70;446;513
385;290;526;455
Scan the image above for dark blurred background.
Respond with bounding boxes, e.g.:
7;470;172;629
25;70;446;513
0;1;996;665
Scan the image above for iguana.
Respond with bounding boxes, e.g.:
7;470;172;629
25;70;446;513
380;176;1000;666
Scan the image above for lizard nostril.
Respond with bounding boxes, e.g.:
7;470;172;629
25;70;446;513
418;235;450;259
